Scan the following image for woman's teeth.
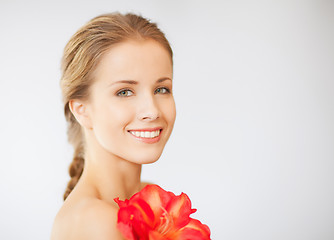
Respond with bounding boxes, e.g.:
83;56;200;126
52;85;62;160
130;130;160;138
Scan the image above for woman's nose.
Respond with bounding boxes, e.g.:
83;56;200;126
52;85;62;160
137;95;160;121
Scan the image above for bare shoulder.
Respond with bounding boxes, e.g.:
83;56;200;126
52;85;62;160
51;198;123;240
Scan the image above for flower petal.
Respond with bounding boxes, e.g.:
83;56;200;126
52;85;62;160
135;185;174;210
115;197;155;226
117;204;152;238
165;192;196;228
148;230;164;240
131;185;175;227
114;197;129;208
175;218;211;240
116;221;136;240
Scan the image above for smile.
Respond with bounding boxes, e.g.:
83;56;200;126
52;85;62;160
128;128;163;144
129;129;161;139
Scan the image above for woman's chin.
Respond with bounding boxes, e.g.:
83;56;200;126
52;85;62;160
127;152;162;165
134;156;160;165
141;158;159;165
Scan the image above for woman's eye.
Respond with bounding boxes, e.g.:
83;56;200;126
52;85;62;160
155;87;170;94
117;89;134;97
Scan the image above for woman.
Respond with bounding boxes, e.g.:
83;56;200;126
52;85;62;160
51;13;176;239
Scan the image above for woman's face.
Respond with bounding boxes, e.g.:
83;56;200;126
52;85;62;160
85;39;176;164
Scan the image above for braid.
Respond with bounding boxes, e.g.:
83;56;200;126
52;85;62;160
63;104;85;200
63;142;84;200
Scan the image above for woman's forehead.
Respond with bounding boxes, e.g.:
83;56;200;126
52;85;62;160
93;40;173;85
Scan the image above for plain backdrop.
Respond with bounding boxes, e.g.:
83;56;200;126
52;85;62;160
0;0;333;239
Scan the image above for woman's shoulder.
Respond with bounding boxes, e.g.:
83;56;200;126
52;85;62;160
51;197;123;240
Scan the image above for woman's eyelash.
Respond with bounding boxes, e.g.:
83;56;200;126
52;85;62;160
155;87;171;94
116;89;134;97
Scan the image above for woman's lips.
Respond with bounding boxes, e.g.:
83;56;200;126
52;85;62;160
128;128;162;143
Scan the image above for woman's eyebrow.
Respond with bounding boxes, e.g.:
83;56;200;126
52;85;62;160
109;80;138;86
109;77;171;86
157;77;172;83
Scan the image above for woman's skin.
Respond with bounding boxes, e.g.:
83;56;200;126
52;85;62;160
51;39;176;240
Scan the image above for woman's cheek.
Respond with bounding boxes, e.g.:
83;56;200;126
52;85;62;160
165;98;176;124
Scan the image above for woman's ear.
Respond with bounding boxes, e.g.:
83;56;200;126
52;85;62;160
69;99;93;129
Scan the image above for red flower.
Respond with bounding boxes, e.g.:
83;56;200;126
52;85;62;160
114;184;211;240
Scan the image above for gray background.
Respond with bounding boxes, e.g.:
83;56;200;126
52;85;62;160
0;0;333;239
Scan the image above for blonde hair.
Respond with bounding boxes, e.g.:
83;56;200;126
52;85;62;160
60;12;173;200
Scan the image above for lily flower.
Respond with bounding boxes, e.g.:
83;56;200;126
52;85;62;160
114;184;211;240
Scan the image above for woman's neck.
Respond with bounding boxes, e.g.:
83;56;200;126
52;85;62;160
78;131;143;204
